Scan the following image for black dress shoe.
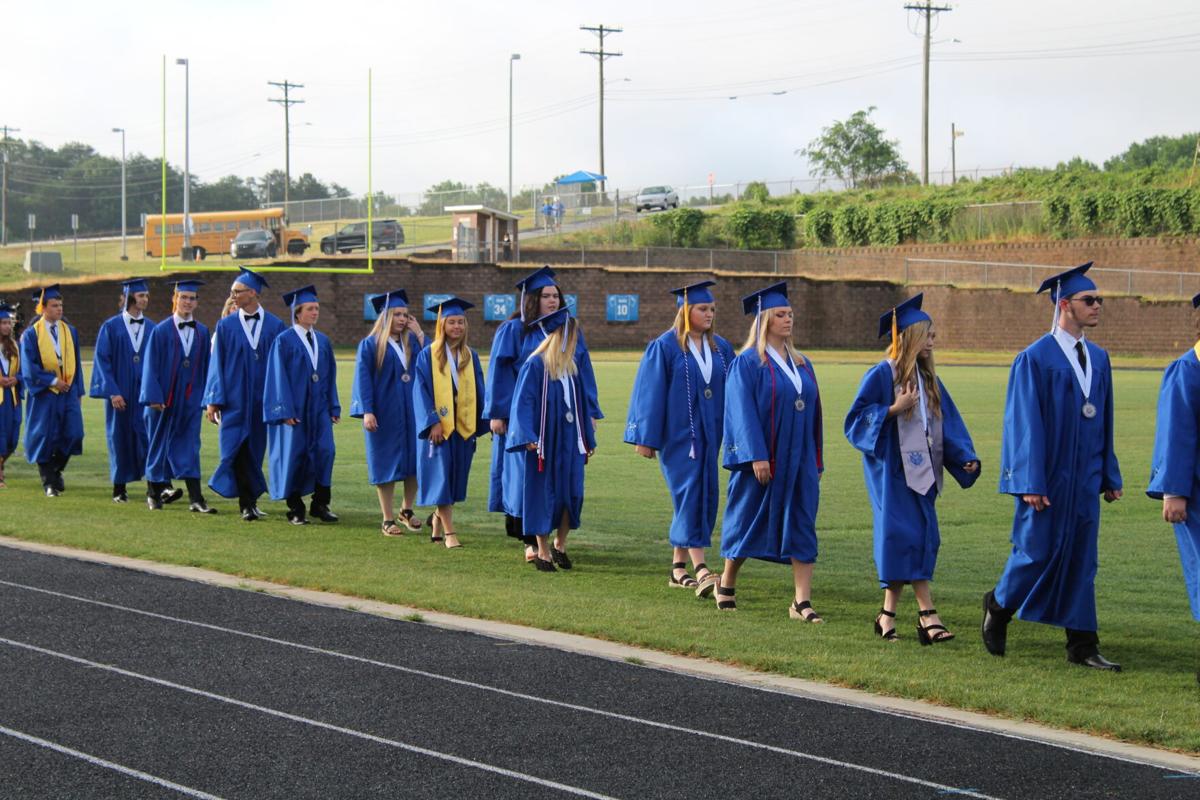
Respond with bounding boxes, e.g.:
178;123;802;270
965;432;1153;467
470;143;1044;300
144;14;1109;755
147;493;163;511
112;493;128;504
981;590;1009;657
161;487;184;505
189;500;218;514
240;508;258;522
309;504;339;523
1068;652;1122;672
286;511;308;526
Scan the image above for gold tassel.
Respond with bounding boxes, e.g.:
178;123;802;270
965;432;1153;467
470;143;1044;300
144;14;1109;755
683;288;690;335
889;307;899;360
36;288;46;316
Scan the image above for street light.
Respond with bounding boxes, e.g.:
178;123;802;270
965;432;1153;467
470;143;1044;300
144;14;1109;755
112;127;127;260
176;57;191;261
508;53;520;213
951;123;965;184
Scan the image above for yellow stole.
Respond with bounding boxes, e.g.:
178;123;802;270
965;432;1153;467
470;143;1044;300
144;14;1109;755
34;318;76;393
0;347;17;406
433;345;476;439
1193;339;1200;364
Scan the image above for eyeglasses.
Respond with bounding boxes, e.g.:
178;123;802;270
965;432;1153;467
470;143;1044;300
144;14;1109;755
230;288;250;295
1072;295;1104;307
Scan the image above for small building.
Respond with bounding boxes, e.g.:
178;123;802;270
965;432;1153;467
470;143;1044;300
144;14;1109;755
445;205;520;263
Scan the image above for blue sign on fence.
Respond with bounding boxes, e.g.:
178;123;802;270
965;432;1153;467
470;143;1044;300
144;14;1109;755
422;293;455;321
606;294;639;322
485;294;516;321
363;293;381;322
565;293;578;317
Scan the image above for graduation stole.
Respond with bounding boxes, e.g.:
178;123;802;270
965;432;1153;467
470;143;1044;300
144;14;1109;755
1192;339;1200;364
33;318;75;393
433;343;477;439
0;347;17;405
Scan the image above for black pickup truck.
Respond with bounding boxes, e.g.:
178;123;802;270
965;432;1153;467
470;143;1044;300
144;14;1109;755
319;219;405;254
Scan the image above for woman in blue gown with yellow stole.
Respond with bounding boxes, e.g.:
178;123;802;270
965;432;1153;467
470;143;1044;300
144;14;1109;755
351;289;426;536
625;280;734;597
413;296;485;549
507;308;597;572
1147;291;1200;631
844;294;980;644
0;303;21;486
717;282;824;620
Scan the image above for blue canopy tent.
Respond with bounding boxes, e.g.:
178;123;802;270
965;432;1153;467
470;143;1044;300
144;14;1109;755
556;170;607;185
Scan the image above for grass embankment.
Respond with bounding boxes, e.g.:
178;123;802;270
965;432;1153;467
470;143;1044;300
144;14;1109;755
0;355;1197;752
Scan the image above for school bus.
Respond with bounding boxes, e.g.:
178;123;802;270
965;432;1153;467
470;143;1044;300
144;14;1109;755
143;207;309;259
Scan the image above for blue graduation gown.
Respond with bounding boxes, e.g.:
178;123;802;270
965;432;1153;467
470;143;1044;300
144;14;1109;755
485;320;603;516
264;328;340;500
995;335;1122;630
0;350;22;458
202;311;286;498
507;355;599;536
720;351;822;563
89;314;153;483
1147;349;1200;622
844;361;980;586
19;323;84;465
140;318;209;482
625;330;735;548
350;332;420;485
413;344;485;506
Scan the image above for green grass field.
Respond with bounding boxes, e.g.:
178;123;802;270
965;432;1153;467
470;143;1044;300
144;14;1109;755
1;352;1197;753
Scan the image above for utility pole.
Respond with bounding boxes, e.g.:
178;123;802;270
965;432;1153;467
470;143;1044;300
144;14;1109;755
904;1;950;185
951;123;964;184
0;125;19;248
581;24;622;198
268;80;305;212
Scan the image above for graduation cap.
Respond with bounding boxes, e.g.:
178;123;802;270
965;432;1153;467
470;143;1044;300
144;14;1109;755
232;268;269;294
531;306;570;333
427;296;474;319
33;284;62;314
1192;292;1200;309
672;280;716;335
1037;262;1096;332
170;279;205;294
741;282;789;316
0;303;13;320
877;294;931;358
121;278;149;297
370;289;410;316
515;266;558;322
282;285;319;308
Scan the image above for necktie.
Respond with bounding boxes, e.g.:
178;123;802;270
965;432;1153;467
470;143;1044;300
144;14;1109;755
306;330;315;351
49;323;58;342
1075;341;1087;372
129;318;145;326
178;320;196;329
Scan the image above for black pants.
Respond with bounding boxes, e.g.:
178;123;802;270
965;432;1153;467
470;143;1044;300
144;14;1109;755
986;592;1100;659
232;441;260;512
37;451;69;490
287;485;330;515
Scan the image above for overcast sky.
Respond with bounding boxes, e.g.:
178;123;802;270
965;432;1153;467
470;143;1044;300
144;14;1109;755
5;0;1199;203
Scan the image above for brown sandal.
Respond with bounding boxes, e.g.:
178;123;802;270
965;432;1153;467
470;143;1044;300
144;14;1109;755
381;520;405;537
398;508;423;531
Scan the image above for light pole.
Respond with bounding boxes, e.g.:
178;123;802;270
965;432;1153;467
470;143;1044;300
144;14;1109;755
508;53;520;213
951;123;964;184
176;57;191;261
112;127;127;260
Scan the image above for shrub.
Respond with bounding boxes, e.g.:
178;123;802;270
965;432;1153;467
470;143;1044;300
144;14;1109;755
805;207;835;246
742;181;770;203
832;206;869;247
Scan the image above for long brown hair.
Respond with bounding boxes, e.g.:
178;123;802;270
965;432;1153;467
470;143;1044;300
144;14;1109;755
891;319;941;419
0;320;15;361
672;304;718;352
511;285;562;328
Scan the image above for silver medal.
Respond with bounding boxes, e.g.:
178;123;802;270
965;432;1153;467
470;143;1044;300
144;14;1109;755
1082;401;1097;419
703;387;713;399
132;355;140;363
401;373;411;383
565;411;575;424
253;352;260;361
311;372;319;383
182;359;190;368
794;398;805;412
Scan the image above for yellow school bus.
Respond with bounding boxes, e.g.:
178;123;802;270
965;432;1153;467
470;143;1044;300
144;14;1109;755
143;207;309;259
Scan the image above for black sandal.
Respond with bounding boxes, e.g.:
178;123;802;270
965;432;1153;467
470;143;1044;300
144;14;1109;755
917;608;954;645
427;513;443;543
874;607;899;641
694;563;719;599
715;584;737;611
398;508;423;531
551;547;572;570
668;561;698;589
381;520;405;537
789;600;823;623
534;557;557;573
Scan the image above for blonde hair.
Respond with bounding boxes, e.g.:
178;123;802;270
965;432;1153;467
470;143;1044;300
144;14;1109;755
220;297;238;319
369;306;411;373
741;309;804;367
672;304;718;351
431;313;470;375
532;318;580;380
891;319;941;419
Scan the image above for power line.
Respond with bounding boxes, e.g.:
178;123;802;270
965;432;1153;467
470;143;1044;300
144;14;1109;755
268;79;304;208
581;23;622;194
904;1;951;185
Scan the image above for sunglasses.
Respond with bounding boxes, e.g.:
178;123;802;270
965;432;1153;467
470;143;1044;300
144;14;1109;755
1072;295;1104;307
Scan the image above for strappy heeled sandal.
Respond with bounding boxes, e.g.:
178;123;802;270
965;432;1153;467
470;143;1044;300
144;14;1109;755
381;520;405;537
715;584;737;611
397;508;423;531
668;561;698;589
917;608;954;645
874;607;899;641
789;600;823;623
694;563;719;599
427;513;444;543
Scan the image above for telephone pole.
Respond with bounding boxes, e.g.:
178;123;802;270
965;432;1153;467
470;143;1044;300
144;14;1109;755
581;24;622;197
904;1;951;185
268;80;305;211
1;125;19;247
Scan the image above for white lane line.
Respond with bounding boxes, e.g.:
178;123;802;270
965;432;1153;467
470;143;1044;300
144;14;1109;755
0;636;618;800
0;579;1002;799
0;723;226;800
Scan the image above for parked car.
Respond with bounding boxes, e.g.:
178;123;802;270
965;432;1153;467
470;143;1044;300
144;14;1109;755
320;219;405;255
230;229;278;259
635;186;679;212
